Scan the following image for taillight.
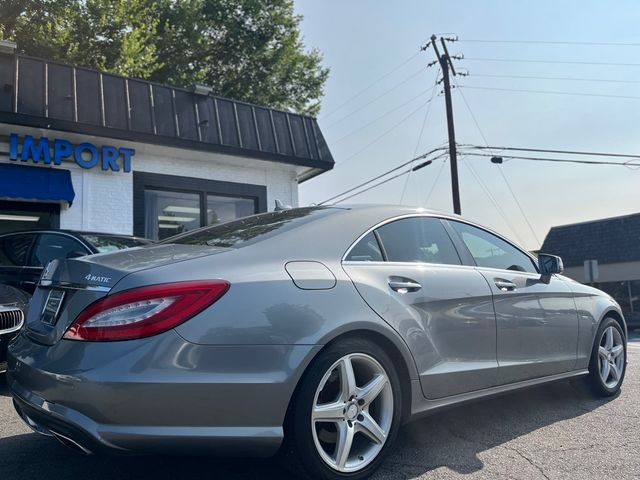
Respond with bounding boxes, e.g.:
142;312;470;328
64;280;230;341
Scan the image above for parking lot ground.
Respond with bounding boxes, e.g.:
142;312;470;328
1;331;639;480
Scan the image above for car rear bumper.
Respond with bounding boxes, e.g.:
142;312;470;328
7;331;320;456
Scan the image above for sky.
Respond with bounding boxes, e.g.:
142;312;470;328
293;1;640;251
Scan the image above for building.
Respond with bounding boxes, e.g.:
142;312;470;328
0;45;334;240
541;212;640;327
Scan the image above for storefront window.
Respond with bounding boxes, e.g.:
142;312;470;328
206;195;255;225
144;189;258;241
144;190;201;240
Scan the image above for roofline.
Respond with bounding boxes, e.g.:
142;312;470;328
548;211;640;231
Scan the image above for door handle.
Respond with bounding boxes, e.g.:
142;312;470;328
494;279;517;292
388;279;422;293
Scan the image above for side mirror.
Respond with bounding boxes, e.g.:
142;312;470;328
538;254;563;281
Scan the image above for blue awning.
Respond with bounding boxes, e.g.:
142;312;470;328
0;163;75;204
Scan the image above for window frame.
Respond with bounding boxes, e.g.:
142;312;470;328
133;171;267;239
342;214;539;274
443;219;540;274
342;214;464;267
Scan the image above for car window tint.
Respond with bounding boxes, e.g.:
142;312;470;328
451;221;537;273
376;217;461;265
0;234;35;267
81;234;150;253
166;207;339;248
345;232;384;261
30;234;87;267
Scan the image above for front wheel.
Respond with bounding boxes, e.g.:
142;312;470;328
586;317;626;397
283;338;402;480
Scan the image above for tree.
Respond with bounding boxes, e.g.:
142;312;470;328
0;0;329;115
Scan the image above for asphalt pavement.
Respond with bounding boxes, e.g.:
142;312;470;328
1;331;639;480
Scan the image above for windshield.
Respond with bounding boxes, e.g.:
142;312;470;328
162;207;339;248
82;234;152;253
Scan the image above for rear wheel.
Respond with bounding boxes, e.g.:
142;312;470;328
283;338;401;480
586;318;626;397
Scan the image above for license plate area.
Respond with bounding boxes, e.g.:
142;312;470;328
41;290;66;326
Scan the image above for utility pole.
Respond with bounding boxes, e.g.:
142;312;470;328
426;34;461;215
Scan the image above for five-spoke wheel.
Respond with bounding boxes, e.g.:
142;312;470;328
587;317;626;397
311;353;393;472
284;339;401;480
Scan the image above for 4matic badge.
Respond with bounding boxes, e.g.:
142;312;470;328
84;274;112;284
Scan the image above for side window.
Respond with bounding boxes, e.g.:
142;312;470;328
0;234;35;267
345;232;384;262
29;234;87;267
376;217;461;265
451;221;537;273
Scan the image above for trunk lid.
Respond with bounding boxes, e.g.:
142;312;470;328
24;244;227;345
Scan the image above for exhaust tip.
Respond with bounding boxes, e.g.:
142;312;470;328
50;430;94;455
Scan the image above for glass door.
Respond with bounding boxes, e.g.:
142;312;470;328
0;201;59;235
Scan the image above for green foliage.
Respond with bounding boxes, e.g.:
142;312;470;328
0;0;328;115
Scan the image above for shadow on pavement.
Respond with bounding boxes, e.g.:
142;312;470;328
0;374;616;480
0;373;10;397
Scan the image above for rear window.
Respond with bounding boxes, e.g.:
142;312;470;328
81;234;152;253
163;207;337;248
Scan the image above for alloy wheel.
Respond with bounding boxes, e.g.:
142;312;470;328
311;353;394;473
598;325;625;389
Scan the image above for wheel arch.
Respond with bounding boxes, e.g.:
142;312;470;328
601;308;628;339
285;326;418;428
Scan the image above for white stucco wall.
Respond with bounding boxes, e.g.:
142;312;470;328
0;124;306;236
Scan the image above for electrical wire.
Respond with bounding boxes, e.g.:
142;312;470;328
331;152;450;205
332;99;434;171
331;85;435;145
460;157;527;245
324;68;427;129
455;83;541;245
459;151;640;167
470;73;640;84
458;85;640;101
321;52;421;119
423;158;448;207
318;146;449;205
458;144;640;161
460;39;640;47
399;69;441;204
464;57;640;67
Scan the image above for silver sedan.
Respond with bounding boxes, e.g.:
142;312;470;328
7;205;628;480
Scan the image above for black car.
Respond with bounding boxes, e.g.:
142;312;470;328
0;230;152;294
0;284;29;368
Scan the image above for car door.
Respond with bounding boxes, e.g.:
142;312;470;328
0;233;37;292
342;216;498;399
447;220;579;385
22;233;91;292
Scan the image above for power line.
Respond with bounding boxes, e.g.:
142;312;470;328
458;85;640;101
470;73;640;84
423;158;448;207
321;52;421;119
464;57;640;67
459;144;640;160
331;154;448;205
331;84;435;145
400;70;441;204
332;99;433;171
454;83;540;245
324;67;428;129
460;157;527;245
460;39;640;47
318;146;448;205
460;151;640;167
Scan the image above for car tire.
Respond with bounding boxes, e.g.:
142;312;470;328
586;317;626;397
282;338;402;480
